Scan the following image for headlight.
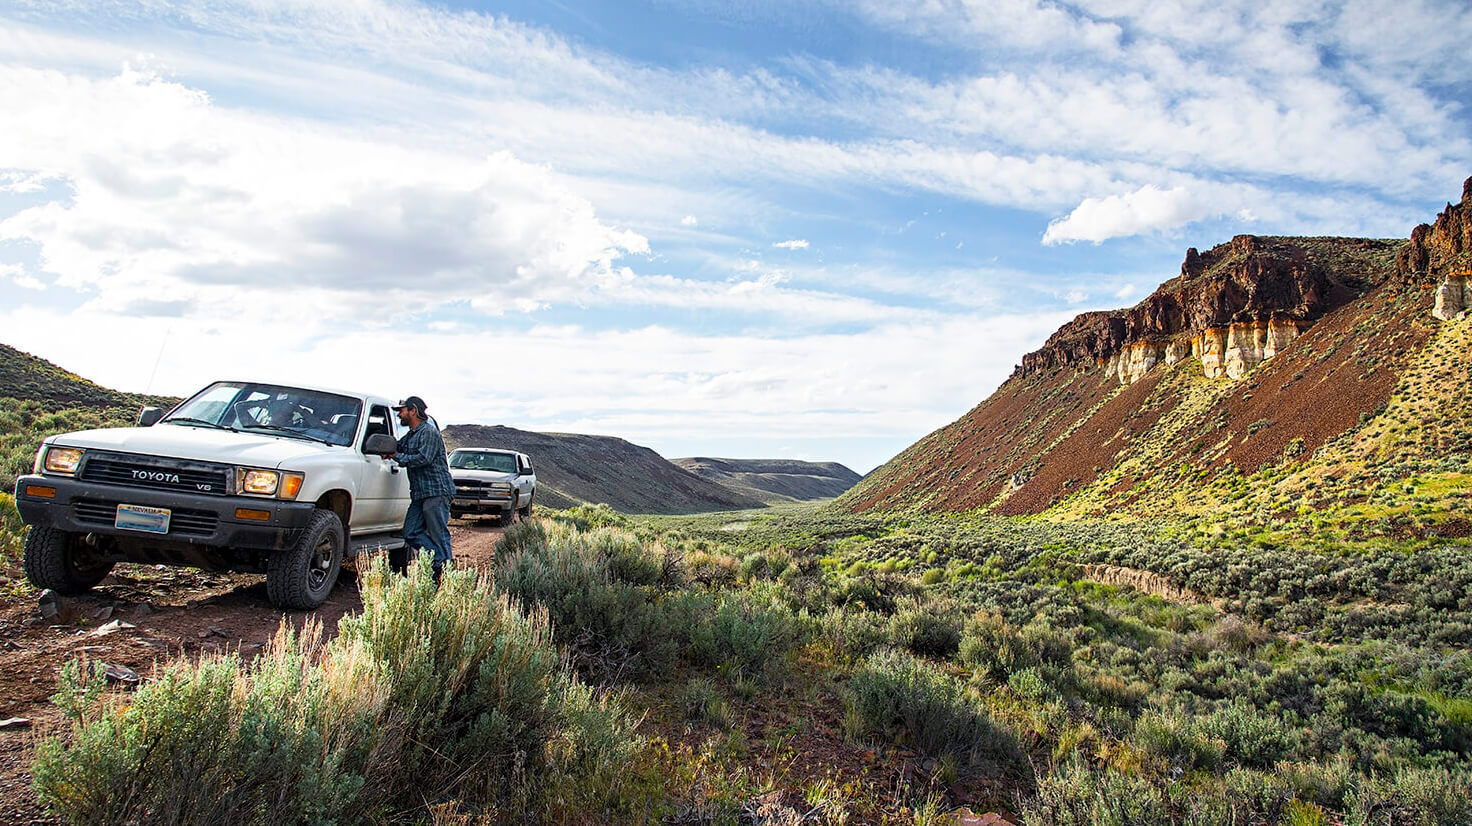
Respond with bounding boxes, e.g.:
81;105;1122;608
42;447;85;475
236;468;305;499
239;468;280;495
490;482;513;491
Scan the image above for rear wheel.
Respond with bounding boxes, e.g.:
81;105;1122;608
267;510;344;609
23;526;114;594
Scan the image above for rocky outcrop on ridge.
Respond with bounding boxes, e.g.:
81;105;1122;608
1017;235;1399;385
1398;176;1472;320
841;176;1472;518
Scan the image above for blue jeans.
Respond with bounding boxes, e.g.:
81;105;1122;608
403;494;453;569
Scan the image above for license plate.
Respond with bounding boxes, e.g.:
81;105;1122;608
453;498;477;507
116;504;171;534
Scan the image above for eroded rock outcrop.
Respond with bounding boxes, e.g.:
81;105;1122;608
1399;177;1472;320
1017;235;1390;384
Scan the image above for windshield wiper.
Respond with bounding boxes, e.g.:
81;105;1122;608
166;417;237;432
240;424;335;446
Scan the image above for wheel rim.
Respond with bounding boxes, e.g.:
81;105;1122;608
308;534;338;591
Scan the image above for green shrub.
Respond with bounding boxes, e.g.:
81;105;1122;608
1025;761;1295;826
1130;708;1227;774
1024;761;1173;826
495;522;674;681
554;503;631;531
34;628;381;825
1196;701;1299;768
818;607;890;662
959;611;1072;685
1;492;24;561
888;604;961;658
843;649;1017;770
677;679;733;729
32;558;639;823
669;590;799;681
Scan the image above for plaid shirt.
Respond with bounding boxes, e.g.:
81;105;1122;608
392;418;456;501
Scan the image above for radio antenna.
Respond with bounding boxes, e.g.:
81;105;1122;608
144;327;170;396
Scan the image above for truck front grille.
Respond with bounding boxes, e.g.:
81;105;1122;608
80;452;232;497
454;479;510;496
74;499;220;538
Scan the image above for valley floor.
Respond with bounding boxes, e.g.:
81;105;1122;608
5;503;1471;824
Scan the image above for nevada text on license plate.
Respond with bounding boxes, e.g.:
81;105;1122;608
116;504;171;534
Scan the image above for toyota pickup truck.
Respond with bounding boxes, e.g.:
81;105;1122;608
448;447;536;525
12;380;413;609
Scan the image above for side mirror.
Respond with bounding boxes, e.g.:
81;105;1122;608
138;407;164;427
365;433;399;456
519;468;533;476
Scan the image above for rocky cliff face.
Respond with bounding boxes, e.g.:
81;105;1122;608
1017;235;1399;385
1398;176;1472;320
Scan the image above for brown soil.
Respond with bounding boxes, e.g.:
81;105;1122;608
0;518;506;826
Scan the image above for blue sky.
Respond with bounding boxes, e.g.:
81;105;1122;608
1;0;1469;473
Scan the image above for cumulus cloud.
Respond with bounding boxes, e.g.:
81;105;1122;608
0;66;649;323
1042;185;1209;244
773;239;809;249
681;215;699;226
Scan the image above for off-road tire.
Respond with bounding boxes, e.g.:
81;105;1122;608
517;493;533;520
502;496;519;527
267;510;344;609
23;526;114;594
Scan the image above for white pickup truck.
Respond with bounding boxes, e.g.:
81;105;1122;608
12;380;413;609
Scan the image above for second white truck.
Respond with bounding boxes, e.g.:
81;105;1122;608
448;447;536;526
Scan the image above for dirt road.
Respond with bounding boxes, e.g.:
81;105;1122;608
0;519;506;826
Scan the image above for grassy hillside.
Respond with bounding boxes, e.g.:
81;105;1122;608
443;424;765;514
671;456;862;504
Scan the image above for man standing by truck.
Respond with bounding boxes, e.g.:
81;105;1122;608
379;395;455;581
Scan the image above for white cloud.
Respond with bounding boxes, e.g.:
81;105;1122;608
1042;185;1208;244
680;215;699;226
0;262;44;289
773;239;809;249
0;299;1072;472
0;66;650;323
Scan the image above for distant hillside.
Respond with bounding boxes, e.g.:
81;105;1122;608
443;425;765;515
0;343;175;410
671;457;862;505
840;176;1472;548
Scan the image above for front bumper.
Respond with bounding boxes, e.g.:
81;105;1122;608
14;474;318;553
450;497;514;515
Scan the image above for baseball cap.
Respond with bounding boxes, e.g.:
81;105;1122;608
393;395;427;413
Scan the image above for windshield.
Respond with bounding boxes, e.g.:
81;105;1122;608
165;382;362;447
449;451;517;473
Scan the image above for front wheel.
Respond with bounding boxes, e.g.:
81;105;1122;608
517;492;534;519
24;526;114;594
267;510;344;609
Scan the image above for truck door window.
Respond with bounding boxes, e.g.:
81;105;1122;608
363;405;393;452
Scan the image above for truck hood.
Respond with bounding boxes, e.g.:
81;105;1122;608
47;424;341;468
450;469;517;483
